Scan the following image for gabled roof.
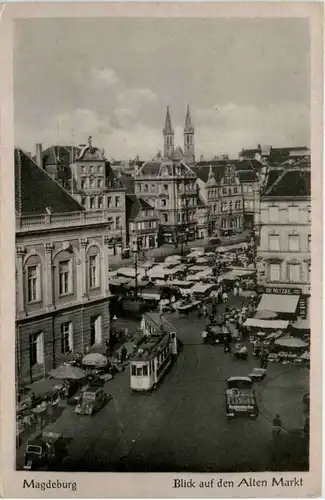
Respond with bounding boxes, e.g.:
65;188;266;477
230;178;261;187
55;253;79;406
193;159;261;185
126;194;156;221
105;163;126;190
78;145;105;162
41;145;81;166
15;149;84;216
262;167;311;197
136;160;196;178
120;175;135;194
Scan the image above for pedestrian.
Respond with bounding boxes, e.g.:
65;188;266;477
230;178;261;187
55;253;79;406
121;345;128;363
222;291;228;304
202;304;208;317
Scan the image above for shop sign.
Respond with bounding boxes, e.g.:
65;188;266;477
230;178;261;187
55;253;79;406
263;286;302;295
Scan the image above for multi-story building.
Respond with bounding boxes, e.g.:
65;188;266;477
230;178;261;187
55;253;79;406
35;144;81;190
134;108;198;244
256;161;311;318
69;137;127;253
193;160;261;237
126;195;159;250
15;149;114;385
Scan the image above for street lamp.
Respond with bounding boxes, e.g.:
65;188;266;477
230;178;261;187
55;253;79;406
132;234;139;297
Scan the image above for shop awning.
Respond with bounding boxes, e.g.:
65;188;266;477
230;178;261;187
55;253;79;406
191;283;215;294
243;318;289;330
257;293;300;314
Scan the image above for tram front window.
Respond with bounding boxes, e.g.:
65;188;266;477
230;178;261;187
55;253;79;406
143;365;148;376
136;366;142;376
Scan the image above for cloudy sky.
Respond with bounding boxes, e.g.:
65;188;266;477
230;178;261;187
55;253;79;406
14;18;310;160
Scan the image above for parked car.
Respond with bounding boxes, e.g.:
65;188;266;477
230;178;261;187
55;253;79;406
248;368;267;381
75;386;111;416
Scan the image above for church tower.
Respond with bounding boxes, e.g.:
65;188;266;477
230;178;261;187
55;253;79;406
163;106;174;158
184;104;195;164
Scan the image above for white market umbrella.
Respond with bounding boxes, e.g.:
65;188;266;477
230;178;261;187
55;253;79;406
274;337;307;349
82;353;108;368
300;351;310;360
254;309;278;320
49;364;86;380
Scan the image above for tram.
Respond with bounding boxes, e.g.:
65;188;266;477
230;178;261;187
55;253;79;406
130;313;178;392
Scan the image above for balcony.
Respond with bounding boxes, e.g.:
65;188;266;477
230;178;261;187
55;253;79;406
16;210;118;233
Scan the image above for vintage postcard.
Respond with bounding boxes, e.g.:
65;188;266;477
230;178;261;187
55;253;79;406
0;1;323;498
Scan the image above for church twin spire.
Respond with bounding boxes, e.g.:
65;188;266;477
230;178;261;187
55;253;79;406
163;105;195;164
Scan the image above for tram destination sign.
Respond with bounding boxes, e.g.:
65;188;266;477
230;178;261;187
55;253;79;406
263;286;302;295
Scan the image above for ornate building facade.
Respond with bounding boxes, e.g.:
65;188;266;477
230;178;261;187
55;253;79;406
134;107;198;244
70;137;127;253
193;160;261;237
256;161;311;317
15;150;113;385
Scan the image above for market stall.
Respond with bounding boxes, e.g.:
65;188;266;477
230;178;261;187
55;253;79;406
256;293;300;319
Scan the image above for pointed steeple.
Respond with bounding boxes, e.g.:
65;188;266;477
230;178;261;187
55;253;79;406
184;104;194;133
163;105;173;134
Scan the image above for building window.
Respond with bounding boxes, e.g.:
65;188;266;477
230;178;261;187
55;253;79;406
115;196;120;208
90;315;102;345
137;183;141;192
247;185;253;193
80;166;86;173
30;332;44;366
288;234;300;252
222;187;227;195
269;234;280;251
288;263;300;282
90;166;94;173
307;262;311;282
89;178;95;189
308;234;311;252
221;202;227;212
61;322;73;355
81;179;86;189
163;184;168;191
161;199;167;207
235;200;241;211
107;197;111;208
98;196;103;209
234;187;238;194
27;265;40;302
221;218;227;229
116;216;121;230
268;206;279;222
288;206;299;223
90;197;95;209
59;260;72;295
269;263;281;282
89;255;99;289
81;196;86;206
144;184;148;192
229;201;233;212
97;179;103;189
163;213;168;223
98;165;103;174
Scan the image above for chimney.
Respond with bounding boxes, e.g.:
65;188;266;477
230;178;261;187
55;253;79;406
36;143;43;169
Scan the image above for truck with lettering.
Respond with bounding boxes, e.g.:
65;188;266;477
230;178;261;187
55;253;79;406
225;376;258;420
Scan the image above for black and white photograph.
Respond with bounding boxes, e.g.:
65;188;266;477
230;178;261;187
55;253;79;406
0;2;323;497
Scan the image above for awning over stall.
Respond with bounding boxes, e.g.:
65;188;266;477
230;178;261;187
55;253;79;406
243;318;289;330
191;283;215;294
257;294;300;315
